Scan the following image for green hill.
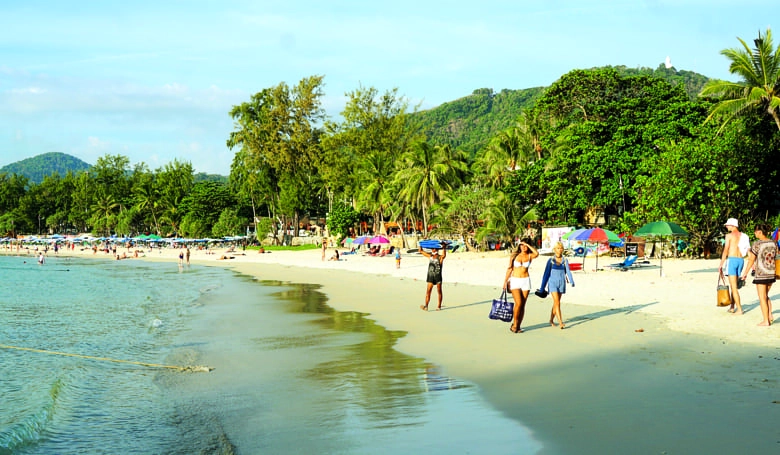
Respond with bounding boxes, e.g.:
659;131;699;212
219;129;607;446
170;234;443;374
0;152;91;184
411;64;710;157
412;86;544;158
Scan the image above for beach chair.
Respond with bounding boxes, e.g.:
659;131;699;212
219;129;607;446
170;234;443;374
607;255;638;270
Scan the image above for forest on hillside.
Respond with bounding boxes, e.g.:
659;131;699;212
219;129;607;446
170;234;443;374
0;152;91;184
1;29;778;257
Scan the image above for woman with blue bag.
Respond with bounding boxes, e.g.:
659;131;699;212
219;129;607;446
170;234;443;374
538;242;575;329
502;238;539;333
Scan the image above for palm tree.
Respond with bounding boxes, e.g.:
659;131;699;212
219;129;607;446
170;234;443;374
476;191;524;245
701;28;780;131
92;192;119;236
395;141;465;235
134;180;161;235
355;151;395;233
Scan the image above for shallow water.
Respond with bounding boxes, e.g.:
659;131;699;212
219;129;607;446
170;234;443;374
1;255;540;454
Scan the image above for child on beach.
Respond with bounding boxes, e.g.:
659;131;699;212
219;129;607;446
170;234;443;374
740;223;776;326
503;238;539;333
395;248;401;269
538;242;575;329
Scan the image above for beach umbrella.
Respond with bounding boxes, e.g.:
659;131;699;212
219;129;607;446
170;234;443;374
562;228;587;241
635;221;688;237
572;228;621;271
635;221;689;276
369;235;390;244
352;236;370;245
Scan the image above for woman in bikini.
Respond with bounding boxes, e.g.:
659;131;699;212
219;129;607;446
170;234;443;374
503;238;539;333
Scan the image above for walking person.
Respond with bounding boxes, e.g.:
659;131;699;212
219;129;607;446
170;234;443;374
186;247;191;265
321;238;328;261
503;238;539;333
539;242;575;329
420;242;448;311
395;248;401;269
740;223;776;326
719;218;746;314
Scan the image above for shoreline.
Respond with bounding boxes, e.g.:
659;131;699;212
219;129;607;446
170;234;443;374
5;245;779;452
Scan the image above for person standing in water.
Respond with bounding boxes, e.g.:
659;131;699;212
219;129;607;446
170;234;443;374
420;242;448;311
539;242;575;329
503;238;539;333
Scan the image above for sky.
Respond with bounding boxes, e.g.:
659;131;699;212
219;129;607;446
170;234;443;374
0;0;775;175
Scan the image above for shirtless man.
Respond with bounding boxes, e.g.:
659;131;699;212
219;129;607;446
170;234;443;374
719;218;745;314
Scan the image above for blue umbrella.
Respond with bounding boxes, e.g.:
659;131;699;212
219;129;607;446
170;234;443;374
352;236;370;245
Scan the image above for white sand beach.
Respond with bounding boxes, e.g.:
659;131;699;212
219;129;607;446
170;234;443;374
9;244;779;453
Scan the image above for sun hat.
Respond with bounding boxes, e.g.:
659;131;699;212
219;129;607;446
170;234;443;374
724;218;739;228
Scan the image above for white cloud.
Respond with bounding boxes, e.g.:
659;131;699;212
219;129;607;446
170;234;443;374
87;136;110;150
9;87;46;94
163;83;188;94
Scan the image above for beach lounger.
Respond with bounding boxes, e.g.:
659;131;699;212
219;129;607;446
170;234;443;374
607;255;638;270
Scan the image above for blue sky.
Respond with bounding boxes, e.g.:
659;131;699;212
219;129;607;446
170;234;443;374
0;0;774;175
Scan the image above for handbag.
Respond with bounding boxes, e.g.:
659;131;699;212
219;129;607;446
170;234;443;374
716;271;732;307
489;289;514;322
534;289;548;298
775;256;780;279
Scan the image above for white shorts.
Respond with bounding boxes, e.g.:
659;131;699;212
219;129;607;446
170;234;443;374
509;276;531;291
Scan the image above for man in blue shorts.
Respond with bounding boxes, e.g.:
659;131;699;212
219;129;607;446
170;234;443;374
719;218;745;314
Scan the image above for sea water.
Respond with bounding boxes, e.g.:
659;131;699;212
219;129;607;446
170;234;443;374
0;254;540;454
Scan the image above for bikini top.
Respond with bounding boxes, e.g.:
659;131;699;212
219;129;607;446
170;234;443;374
513;259;531;268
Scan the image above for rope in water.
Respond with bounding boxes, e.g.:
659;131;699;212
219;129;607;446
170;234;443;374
0;344;213;373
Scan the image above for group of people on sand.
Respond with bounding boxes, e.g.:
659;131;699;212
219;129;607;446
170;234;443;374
719;218;775;326
418;238;575;332
502;239;574;332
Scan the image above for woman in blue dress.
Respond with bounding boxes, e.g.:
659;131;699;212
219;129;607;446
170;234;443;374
539;242;575;329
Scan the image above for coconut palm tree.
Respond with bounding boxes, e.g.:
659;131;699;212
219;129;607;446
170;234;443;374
134;179;161;235
356;150;395;233
92;192;119;236
395;141;465;236
701;28;780;131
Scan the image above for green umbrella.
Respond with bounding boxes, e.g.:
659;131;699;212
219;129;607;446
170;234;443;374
635;221;688;237
634;221;689;276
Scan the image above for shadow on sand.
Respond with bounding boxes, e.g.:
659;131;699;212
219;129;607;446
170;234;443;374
521;301;660;331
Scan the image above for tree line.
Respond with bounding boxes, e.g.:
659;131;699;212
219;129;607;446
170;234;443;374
1;29;778;255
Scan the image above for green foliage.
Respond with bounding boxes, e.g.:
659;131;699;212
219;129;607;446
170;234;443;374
700;28;780;131
519;67;710;225
634;118;778;253
0;152;91;185
212;208;246;238
194;172;228;183
430;184;492;250
179;181;236;235
411;87;544;158
255;217;274;239
607;64;710;100
326;202;360;238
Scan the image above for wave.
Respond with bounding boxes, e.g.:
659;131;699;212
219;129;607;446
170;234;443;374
0;378;64;454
